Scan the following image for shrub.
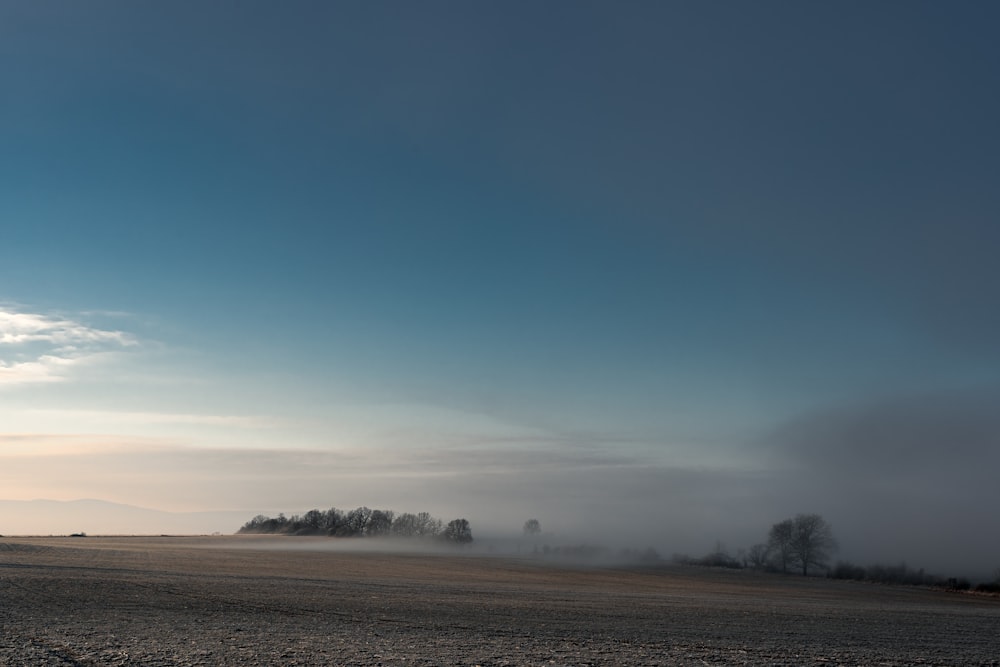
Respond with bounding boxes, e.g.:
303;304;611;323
829;560;867;581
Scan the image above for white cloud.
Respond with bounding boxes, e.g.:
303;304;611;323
22;409;280;429
0;306;136;386
0;308;134;347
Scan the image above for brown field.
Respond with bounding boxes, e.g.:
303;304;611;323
1;536;998;666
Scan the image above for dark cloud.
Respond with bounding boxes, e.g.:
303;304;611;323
769;387;1000;479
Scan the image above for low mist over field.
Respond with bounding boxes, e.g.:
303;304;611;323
3;3;1000;584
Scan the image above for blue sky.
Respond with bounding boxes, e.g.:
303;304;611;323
2;2;999;573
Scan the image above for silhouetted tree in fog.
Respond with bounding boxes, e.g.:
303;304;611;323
443;518;473;544
767;514;836;576
391;512;419;537
322;507;345;535
415;512;442;537
768;519;795;573
746;543;770;570
302;509;324;533
789;513;836;576
367;509;394;536
343;507;372;536
523;519;541;537
238;506;449;539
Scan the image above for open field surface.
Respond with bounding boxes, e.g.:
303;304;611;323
2;536;998;666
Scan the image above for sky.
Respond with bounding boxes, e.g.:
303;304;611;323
2;2;999;576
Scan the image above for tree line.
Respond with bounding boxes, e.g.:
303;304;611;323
676;512;1000;593
677;513;837;576
237;507;473;543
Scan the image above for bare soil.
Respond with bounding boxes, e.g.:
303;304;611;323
2;536;998;665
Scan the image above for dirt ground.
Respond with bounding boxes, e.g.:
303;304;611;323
2;536;998;666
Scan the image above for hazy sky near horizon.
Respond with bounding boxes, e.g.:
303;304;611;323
2;2;999;573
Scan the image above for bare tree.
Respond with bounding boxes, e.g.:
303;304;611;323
302;509;324;534
367;509;395;536
746;543;770;570
391;512;419;537
322;507;344;535
768;519;795;573
236;506;448;539
523;519;541;537
342;506;372;536
789;513;836;576
415;512;442;537
443;518;473;544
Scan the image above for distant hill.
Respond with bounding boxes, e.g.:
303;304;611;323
0;499;250;536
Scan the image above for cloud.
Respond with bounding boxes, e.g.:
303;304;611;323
0;305;136;386
0;309;133;347
0;433;167;457
0;356;72;384
21;409;280;429
767;387;1000;481
0;436;765;539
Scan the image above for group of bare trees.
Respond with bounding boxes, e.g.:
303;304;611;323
238;507;472;543
745;513;837;576
688;514;996;590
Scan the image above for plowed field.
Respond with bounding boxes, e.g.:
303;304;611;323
2;536;998;665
